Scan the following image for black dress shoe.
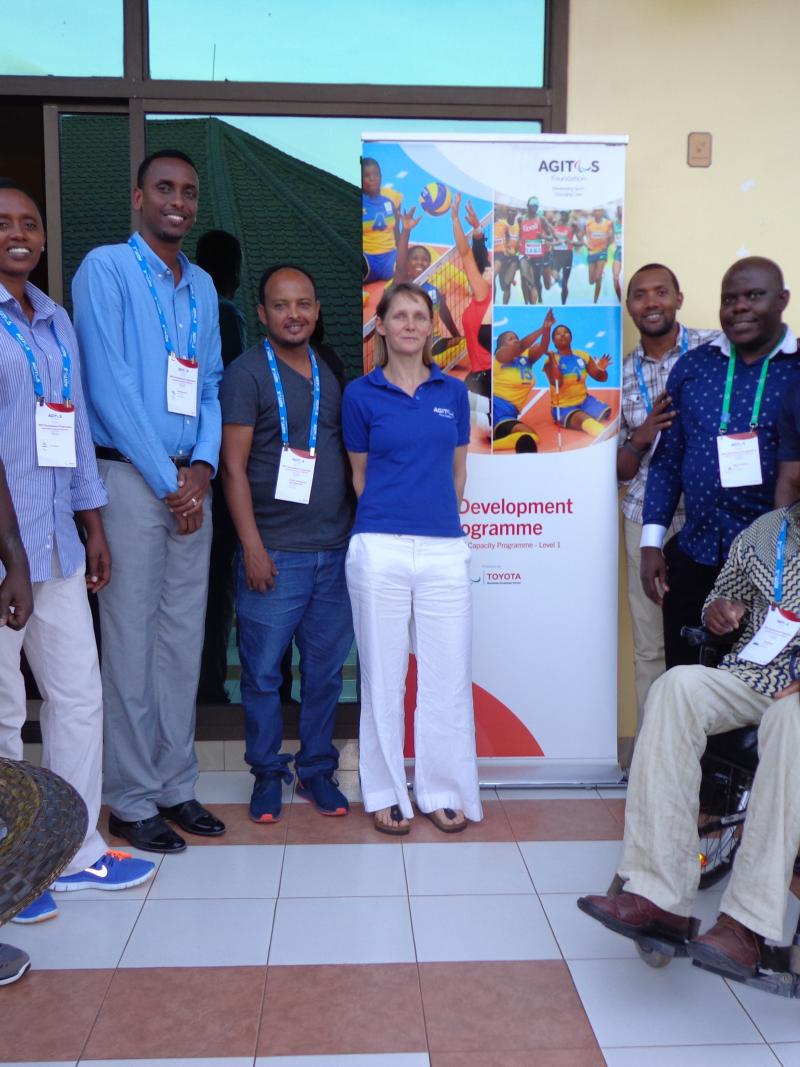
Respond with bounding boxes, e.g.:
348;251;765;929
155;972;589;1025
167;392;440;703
157;799;226;837
108;813;186;854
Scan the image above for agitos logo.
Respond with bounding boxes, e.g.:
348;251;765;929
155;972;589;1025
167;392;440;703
538;159;600;174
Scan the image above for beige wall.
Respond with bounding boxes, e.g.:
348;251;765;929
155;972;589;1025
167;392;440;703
568;0;800;736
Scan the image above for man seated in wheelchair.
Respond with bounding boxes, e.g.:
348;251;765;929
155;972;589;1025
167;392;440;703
579;502;800;980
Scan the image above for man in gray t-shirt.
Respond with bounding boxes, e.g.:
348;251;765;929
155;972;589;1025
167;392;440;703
221;265;354;824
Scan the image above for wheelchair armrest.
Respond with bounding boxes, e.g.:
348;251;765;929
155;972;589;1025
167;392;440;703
680;625;739;651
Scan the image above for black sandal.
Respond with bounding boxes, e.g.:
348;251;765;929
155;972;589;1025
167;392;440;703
373;804;410;836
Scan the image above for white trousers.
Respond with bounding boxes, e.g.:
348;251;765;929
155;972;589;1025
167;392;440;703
0;567;106;874
346;533;482;822
623;515;666;732
620;664;800;941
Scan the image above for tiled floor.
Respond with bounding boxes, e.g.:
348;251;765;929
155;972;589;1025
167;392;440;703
4;775;800;1066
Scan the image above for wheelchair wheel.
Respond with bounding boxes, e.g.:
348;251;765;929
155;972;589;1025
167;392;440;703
697;817;742;890
636;941;672;968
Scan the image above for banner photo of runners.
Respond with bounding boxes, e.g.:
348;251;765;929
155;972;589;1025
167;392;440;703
362;134;626;779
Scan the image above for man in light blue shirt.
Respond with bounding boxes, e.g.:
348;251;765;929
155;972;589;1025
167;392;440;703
73;150;225;853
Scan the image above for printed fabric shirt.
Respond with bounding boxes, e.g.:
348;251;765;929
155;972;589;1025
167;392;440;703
619;325;718;526
704;503;800;696
642;328;800;566
0;281;107;581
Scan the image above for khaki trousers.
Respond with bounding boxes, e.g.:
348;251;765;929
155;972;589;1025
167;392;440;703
619;664;800;941
623;515;666;732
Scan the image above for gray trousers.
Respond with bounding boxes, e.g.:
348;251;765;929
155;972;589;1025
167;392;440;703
97;459;212;820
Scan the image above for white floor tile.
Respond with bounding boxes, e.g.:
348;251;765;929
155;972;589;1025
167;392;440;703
539;894;638;960
196;770;277;804
403;842;534;895
6;899;143;969
728;978;800;1043
410;893;560;962
569;957;762;1047
119;898;274;967
774;1044;800;1066
82;1060;254;1067
269;896;415;965
602;1045;777;1066
496;787;601;800
255;1055;430;1066
149;844;283;899
6;1061;75;1066
51;848;163;901
280;844;405;897
519;840;623;893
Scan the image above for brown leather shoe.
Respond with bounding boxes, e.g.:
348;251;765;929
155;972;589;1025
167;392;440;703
687;913;763;979
577;890;690;941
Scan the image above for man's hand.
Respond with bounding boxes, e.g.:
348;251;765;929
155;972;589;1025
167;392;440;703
176;510;204;536
703;597;747;635
774;680;800;700
85;528;112;593
0;559;32;630
641;546;669;605
243;544;279;593
165;462;212;517
630;391;677;452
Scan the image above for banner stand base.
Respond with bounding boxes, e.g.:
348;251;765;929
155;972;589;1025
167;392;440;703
405;758;625;790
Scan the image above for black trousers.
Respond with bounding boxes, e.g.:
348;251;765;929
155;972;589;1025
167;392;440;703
662;536;722;669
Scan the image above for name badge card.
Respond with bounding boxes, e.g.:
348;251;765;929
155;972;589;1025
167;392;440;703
275;447;316;505
717;431;762;488
167;354;198;417
35;402;76;467
737;604;800;665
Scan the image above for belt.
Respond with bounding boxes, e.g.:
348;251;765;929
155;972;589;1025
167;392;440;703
95;446;192;469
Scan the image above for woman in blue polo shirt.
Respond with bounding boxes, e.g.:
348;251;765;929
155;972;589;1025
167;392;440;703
343;282;482;836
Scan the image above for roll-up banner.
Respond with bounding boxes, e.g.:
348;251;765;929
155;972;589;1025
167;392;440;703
362;134;627;786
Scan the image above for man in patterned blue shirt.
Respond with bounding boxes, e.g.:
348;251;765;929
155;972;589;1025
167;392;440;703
640;257;800;666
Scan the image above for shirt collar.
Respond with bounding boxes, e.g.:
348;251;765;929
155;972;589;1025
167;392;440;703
0;280;58;325
371;362;445;389
711;326;798;358
631;322;686;364
130;231;192;288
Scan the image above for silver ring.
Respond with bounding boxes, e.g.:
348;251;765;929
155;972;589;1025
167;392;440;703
190;497;198;507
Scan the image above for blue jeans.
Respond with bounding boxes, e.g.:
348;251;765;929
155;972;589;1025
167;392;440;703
236;548;353;780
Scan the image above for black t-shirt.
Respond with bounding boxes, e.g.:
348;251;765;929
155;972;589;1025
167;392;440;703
221;343;353;551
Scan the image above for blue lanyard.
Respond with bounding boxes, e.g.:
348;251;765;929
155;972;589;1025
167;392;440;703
635;326;688;415
263;339;321;456
0;308;72;406
774;515;789;606
128;237;198;363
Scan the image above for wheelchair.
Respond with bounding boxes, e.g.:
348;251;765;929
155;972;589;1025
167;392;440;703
622;626;800;997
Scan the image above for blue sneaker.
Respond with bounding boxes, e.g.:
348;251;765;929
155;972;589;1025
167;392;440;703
250;770;293;824
12;891;57;924
51;850;155;892
297;774;349;816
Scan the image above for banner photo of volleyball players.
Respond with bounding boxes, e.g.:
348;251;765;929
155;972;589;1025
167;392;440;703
362;134;627;778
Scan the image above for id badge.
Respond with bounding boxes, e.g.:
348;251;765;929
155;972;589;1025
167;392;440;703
35;401;76;467
737;604;800;665
167;354;198;417
275;447;316;505
717;431;762;488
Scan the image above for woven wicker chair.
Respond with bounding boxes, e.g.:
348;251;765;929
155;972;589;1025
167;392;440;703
0;758;88;926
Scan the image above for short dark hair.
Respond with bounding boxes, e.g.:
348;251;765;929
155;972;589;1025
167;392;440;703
0;177;43;216
258;263;318;305
195;230;242;289
627;263;681;299
136;149;197;188
361;157;379;170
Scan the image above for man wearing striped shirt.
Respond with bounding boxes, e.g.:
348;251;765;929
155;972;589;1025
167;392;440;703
618;263;716;734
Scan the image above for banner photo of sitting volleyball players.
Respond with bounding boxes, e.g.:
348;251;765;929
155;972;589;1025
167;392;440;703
362;134;627;782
